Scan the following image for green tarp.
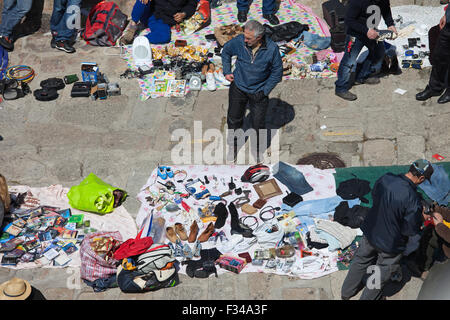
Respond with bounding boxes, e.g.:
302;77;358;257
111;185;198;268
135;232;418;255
333;162;450;207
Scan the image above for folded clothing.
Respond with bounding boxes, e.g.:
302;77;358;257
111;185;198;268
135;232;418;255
314;218;357;250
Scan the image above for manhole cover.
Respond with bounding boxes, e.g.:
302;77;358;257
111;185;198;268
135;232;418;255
296;153;346;169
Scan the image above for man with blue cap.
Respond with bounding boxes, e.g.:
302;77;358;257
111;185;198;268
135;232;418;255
341;159;434;300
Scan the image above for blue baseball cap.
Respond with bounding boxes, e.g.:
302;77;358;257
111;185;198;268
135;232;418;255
412;159;434;183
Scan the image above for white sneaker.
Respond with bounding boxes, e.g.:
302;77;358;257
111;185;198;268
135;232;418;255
214;69;231;86
206;72;216;91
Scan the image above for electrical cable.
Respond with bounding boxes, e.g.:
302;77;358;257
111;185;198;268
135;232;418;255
5;65;35;83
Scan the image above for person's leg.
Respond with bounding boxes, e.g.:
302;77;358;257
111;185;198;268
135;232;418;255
236;0;250;13
0;0;32;37
227;82;250;161
248;92;269;161
341;236;378;299
262;0;275;15
355;39;385;83
335;35;364;99
145;14;171;44
359;250;403;300
131;0;153;24
52;0;81;41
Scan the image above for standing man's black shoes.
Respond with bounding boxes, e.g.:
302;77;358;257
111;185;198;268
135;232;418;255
263;14;280;25
438;89;450;104
335;91;357;101
237;11;248;23
416;85;444;101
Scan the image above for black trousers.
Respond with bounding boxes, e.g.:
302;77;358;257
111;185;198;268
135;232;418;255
227;82;269;154
429;24;450;92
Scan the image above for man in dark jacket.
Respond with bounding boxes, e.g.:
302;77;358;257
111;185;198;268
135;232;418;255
341;159;434;300
221;20;283;163
120;0;197;44
335;0;397;101
416;5;450;104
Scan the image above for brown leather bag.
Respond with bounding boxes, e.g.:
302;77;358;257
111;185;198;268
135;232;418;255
0;174;11;213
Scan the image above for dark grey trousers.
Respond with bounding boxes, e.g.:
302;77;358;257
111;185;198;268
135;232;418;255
341;236;403;300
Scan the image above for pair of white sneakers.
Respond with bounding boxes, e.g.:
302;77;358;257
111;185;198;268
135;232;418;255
206;68;231;91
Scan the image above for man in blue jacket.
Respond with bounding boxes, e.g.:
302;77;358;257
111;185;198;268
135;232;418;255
335;0;397;101
221;20;282;163
416;5;450;104
341;159;434;300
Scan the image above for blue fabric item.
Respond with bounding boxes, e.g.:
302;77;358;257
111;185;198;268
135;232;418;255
51;0;82;41
272;161;313;196
131;0;172;44
297;30;331;51
0;46;8;80
418;164;450;206
357;41;397;74
83;275;117;292
335;34;385;93
221;34;283;96
281;195;360;227
315;229;341;251
0;0;33;37
237;0;275;15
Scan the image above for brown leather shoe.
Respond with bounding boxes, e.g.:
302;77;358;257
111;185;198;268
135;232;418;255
166;226;179;243
188;220;199;243
197;222;215;243
175;223;188;241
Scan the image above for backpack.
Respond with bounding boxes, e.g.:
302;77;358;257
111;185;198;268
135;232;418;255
136;243;176;274
82;1;128;46
0;174;11;214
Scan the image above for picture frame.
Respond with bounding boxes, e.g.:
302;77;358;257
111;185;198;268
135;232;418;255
253;178;283;200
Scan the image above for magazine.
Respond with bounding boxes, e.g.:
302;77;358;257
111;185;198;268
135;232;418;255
165;79;186;98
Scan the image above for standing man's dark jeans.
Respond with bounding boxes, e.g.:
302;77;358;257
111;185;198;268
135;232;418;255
227;81;269;158
428;24;450;92
51;0;81;41
341;236;403;300
335;34;385;93
0;0;33;38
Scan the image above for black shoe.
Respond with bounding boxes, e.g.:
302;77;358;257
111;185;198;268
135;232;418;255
416;85;443;101
335;90;357;101
51;37;56;48
438;89;450;104
55;40;75;53
364;77;380;85
263;14;280;25
237;11;247;23
0;36;14;51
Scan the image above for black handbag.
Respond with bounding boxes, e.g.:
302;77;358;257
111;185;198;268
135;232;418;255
282;192;303;207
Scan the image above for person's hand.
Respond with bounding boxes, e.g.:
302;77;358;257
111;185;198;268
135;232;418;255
173;12;187;23
440;15;446;30
225;74;234;82
388;25;398;34
432;212;444;225
367;28;379;40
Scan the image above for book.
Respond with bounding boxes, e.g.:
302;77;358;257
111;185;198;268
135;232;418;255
4;223;22;237
67;214;84;225
53;216;67;227
57;208;72;219
62;229;78;240
38;231;53;242
64;223;77;231
0;238;23;252
43;248;60;260
62;243;78;255
29;207;44;218
54;251;71;266
23;239;40;252
165;79;186;97
5;248;25;258
12;219;27;228
1;255;17;266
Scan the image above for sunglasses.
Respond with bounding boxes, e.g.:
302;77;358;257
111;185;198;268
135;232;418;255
401;59;423;69
0;79;30;100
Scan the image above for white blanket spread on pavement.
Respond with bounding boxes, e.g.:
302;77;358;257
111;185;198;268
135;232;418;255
136;164;342;280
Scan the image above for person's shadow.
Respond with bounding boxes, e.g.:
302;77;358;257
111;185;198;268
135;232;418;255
11;0;45;41
240;98;295;158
